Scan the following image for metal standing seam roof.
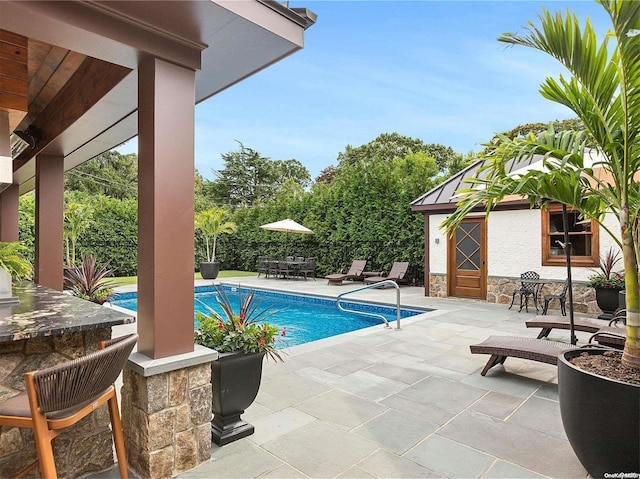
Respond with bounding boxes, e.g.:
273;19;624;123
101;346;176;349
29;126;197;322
410;154;544;211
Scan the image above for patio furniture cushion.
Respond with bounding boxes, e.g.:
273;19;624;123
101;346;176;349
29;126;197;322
0;391;29;417
470;335;579;376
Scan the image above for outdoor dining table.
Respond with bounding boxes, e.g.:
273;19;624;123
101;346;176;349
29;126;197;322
265;259;306;279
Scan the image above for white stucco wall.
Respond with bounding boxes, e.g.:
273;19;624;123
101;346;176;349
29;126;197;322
428;210;621;282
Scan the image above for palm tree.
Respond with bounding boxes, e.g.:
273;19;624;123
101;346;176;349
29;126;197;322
442;0;640;369
0;242;32;280
63;202;93;267
195;207;237;263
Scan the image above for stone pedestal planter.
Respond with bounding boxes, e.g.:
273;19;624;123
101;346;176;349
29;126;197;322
211;350;265;446
594;287;621;320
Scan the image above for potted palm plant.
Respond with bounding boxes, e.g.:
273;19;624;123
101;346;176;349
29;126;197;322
63;201;93;268
195;207;237;279
194;287;284;445
442;2;640;477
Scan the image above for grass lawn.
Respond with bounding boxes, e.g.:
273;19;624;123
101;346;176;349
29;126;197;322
111;270;257;287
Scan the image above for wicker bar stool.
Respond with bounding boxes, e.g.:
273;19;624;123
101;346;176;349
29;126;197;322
0;333;138;479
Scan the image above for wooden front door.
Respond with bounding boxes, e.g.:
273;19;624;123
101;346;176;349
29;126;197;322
448;217;486;299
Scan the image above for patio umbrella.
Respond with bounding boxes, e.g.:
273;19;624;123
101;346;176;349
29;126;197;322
260;219;314;255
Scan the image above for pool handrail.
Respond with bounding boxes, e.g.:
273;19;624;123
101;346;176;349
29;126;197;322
335;280;401;331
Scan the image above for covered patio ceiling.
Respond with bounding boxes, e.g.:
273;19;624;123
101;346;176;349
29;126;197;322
1;0;316;194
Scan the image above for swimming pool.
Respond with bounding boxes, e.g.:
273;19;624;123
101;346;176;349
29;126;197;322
111;285;429;347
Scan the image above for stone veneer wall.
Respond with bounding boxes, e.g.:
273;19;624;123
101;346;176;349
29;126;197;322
0;328;113;478
429;273;601;315
121;362;213;479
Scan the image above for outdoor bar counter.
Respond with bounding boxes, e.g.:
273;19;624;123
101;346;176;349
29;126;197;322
0;282;135;478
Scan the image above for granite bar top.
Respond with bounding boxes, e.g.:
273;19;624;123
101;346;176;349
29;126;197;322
0;282;135;342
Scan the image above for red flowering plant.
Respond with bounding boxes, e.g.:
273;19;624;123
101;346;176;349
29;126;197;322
194;287;285;361
585;248;625;290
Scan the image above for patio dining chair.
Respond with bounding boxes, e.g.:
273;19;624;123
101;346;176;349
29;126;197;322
0;333;138;479
278;260;291;279
509;271;540;313
542;279;569;315
299;257;316;280
257;256;269;278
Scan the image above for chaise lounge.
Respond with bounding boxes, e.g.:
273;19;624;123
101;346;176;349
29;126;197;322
363;262;409;285
325;260;367;285
470;335;580;376
525;315;605;339
526;312;625;346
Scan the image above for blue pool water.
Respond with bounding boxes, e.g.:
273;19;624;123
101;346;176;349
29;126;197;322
111;285;429;347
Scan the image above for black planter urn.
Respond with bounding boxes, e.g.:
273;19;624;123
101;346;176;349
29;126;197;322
200;261;220;280
210;350;266;446
594;287;622;320
558;348;640;479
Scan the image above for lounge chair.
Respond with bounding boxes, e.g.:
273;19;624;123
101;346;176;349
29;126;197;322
470;335;580;376
525;315;606;339
589;328;625;349
526;309;626;343
325;260;367;285
363;262;409;285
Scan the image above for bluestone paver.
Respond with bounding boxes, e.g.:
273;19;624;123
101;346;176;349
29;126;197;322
404;435;495;478
102;278;589;479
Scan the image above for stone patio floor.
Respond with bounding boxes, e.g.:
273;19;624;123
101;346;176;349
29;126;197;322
109;276;592;478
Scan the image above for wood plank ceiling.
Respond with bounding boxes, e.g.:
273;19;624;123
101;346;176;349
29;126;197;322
9;35;131;169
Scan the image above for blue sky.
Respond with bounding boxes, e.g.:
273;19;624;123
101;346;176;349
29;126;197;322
118;1;608;180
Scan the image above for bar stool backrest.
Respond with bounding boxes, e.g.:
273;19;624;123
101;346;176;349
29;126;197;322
32;334;137;414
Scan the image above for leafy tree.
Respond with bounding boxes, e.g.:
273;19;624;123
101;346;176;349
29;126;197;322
273;159;311;188
498;119;584;140
336;132;459;171
195;169;216;212
209;142;311;206
65;150;138;199
315;165;337;184
18;193;35;266
443;1;640;368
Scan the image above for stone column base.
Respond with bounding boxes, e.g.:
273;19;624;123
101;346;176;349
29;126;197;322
121;345;217;479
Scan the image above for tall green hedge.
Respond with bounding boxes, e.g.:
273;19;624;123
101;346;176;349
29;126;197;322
19;192;138;276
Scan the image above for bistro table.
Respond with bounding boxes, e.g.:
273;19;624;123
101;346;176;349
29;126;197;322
0;282;135;478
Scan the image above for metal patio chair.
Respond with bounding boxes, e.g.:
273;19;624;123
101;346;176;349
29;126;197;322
542;279;569;315
509;271;540;313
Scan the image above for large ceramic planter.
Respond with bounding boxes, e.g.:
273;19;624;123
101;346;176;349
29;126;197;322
211;350;266;446
200;261;220;280
558;348;640;479
594;287;622;320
